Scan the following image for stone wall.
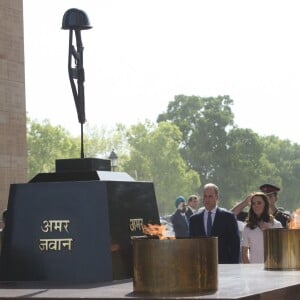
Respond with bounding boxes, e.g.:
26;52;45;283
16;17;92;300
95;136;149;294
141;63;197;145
0;0;27;225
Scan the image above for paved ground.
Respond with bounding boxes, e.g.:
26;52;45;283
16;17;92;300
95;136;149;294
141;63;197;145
0;264;300;299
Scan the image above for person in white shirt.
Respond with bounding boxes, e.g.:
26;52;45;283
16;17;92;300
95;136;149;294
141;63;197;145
242;192;282;263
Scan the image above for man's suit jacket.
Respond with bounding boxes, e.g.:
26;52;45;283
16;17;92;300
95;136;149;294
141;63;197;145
189;207;240;264
185;207;194;219
171;210;189;238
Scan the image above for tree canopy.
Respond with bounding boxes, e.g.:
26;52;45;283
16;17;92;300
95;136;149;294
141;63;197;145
123;121;200;214
27;95;300;214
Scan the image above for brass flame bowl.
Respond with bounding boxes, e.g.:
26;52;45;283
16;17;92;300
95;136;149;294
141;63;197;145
264;228;300;270
132;237;218;295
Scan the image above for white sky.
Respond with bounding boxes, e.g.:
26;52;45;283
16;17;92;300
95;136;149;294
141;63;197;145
23;0;300;144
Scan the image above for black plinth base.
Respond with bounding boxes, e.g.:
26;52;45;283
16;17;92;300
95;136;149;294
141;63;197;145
56;158;111;172
0;179;159;283
29;171;135;183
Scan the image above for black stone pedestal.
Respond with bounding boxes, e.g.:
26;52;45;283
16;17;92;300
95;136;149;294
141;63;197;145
0;166;159;283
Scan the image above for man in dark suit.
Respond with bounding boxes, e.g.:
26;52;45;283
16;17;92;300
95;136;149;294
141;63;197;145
185;195;199;219
189;183;240;264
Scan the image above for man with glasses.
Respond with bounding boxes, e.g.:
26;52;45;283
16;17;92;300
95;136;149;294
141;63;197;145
259;183;290;228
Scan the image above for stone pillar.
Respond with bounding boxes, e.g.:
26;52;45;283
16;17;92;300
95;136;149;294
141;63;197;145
0;0;27;227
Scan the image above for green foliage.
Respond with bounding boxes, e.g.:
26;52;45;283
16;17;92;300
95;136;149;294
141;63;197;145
27;118;79;180
157;95;300;211
27;94;300;214
225;128;266;204
123;121;200;215
27;119;130;179
157;95;234;207
259;136;300;211
83;123;130;166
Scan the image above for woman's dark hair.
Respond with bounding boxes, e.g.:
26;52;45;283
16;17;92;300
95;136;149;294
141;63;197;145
246;192;274;229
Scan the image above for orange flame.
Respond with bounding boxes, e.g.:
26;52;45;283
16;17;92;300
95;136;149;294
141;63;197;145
288;209;300;229
143;224;175;240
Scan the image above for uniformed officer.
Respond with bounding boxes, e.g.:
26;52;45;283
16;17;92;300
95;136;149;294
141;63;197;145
259;183;290;227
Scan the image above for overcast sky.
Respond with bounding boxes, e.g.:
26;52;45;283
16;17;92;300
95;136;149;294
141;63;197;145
23;0;300;144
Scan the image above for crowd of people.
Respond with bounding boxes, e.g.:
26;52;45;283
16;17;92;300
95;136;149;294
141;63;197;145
170;183;290;264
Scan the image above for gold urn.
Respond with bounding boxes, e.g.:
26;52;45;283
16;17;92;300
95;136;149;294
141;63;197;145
132;237;218;295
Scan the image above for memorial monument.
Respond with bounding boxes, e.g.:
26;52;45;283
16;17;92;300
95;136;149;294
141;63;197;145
0;8;160;284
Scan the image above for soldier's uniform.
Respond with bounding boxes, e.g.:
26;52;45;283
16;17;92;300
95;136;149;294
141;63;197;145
259;183;290;228
272;208;290;228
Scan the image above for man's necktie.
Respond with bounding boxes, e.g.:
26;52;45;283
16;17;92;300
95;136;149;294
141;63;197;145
207;211;212;236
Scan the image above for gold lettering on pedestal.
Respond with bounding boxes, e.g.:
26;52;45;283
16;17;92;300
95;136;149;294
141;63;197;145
129;218;144;232
39;219;72;252
41;220;70;233
39;238;73;251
